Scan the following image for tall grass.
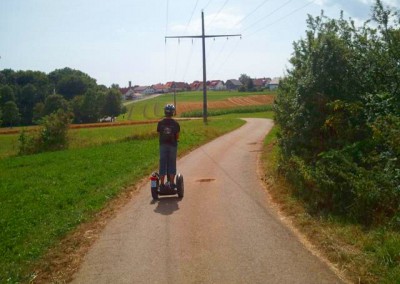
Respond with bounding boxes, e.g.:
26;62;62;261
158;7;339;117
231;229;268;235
0;118;244;283
262;126;400;283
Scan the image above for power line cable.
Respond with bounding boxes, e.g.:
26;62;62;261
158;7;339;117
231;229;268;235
246;0;316;37
185;0;200;33
164;0;170;82
203;0;213;11
242;0;294;33
233;0;272;28
208;0;230;27
182;39;197;81
208;38;229;74
211;37;241;79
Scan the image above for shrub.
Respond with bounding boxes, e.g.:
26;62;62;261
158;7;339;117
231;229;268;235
19;110;71;155
274;1;400;227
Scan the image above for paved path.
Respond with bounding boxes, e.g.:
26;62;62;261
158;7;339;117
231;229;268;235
72;118;342;284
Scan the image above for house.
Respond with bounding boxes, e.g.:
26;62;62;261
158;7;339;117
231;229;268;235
165;82;190;92
208;80;226;91
267;77;281;90
152;83;168;94
134;86;156;95
190;81;204;91
253;78;271;90
119;81;137;100
225;79;243;90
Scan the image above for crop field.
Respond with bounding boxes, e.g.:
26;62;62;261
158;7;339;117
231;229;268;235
122;90;275;120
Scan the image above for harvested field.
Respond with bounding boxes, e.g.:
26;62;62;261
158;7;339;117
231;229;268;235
178;95;275;114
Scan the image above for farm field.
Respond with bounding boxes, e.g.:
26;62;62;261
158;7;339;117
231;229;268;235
122;90;275;120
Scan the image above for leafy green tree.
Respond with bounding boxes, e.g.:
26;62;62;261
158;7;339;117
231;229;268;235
80;89;103;123
17;84;40;125
246;79;255;92
2;101;20;127
56;75;88;100
43;94;69;116
101;88;122;118
0;85;16;106
32;102;45;124
274;0;400;224
239;74;251;87
70;96;84;123
49;67;97;100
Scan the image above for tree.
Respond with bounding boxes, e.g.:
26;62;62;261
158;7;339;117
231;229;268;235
246;79;255;92
17;84;39;125
43;94;69;116
80;89;103;123
32;102;45;124
0;85;16;106
274;0;400;223
2;101;20;127
101;88;122;118
239;74;251;86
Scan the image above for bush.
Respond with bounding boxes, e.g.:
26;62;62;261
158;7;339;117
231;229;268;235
19;110;71;155
274;1;400;228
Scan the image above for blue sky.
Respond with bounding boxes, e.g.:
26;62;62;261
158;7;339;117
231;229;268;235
0;0;398;87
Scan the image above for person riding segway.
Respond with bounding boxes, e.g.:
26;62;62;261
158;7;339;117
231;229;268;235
150;104;184;199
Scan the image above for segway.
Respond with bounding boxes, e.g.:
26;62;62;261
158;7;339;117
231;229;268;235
150;172;184;200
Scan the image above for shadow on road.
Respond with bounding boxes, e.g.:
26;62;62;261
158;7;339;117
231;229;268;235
152;197;182;215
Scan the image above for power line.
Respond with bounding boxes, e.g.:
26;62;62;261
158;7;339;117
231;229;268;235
208;0;230;27
203;0;213;11
233;0;272;28
185;0;200;33
242;0;294;33
182;39;197;81
165;0;169;35
246;0;316;37
211;37;241;79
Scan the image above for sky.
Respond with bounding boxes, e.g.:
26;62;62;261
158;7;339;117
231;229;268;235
0;0;399;87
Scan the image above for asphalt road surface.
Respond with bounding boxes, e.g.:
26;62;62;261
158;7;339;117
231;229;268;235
71;118;343;284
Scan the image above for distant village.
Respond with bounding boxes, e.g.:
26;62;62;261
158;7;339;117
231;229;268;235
119;77;280;100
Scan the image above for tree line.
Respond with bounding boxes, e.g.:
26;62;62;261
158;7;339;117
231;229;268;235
274;0;399;227
0;67;124;127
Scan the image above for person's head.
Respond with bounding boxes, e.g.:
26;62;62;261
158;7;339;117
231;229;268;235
164;104;175;117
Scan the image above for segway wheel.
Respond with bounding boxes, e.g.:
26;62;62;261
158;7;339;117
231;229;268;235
176;174;184;198
151;187;158;200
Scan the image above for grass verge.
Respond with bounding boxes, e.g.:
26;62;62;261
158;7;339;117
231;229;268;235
261;126;400;284
0;118;244;283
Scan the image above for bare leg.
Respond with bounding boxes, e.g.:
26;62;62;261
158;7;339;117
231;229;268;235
169;174;175;185
160;175;166;185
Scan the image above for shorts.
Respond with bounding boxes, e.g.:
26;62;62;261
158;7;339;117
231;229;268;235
159;144;177;176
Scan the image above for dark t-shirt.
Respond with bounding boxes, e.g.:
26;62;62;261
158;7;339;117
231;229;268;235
157;118;180;146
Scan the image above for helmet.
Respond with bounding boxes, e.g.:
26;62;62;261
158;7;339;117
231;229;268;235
164;104;175;117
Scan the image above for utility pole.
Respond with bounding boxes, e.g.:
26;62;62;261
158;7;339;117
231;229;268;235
166;11;241;123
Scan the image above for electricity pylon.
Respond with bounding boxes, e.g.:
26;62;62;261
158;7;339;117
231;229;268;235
166;11;241;123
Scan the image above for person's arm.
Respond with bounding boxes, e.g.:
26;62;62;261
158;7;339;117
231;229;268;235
176;121;180;142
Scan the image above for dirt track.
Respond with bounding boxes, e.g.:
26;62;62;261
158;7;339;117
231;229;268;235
71;118;343;284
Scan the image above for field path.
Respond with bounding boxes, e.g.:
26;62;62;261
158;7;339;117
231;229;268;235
71;118;343;284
